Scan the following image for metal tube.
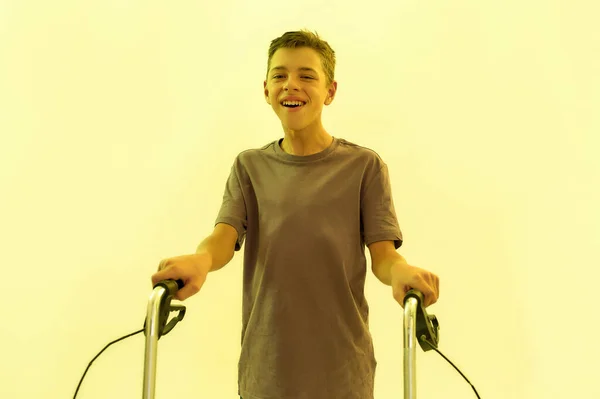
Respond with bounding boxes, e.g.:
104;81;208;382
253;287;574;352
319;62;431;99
404;297;419;399
143;286;167;399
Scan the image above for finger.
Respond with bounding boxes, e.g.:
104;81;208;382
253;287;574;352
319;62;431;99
424;292;432;307
157;258;170;272
174;279;202;301
393;285;407;308
423;272;441;306
432;274;440;305
423;282;437;308
396;284;417;308
408;276;432;307
151;272;163;286
151;266;178;286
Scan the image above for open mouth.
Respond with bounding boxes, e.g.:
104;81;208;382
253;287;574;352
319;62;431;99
281;101;306;110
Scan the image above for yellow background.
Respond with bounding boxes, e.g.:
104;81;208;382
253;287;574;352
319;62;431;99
1;0;598;398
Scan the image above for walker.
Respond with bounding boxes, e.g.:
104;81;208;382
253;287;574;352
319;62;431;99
403;289;440;399
141;283;440;399
142;279;186;399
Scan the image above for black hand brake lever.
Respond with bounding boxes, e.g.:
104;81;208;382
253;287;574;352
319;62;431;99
143;279;186;339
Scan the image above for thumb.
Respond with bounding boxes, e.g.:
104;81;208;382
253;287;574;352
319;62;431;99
151;267;182;287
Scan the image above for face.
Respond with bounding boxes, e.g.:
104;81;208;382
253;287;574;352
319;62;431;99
264;47;337;133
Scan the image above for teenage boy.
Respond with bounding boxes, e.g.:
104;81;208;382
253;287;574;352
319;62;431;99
152;30;440;399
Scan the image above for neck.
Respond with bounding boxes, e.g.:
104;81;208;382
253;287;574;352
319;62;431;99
280;128;333;156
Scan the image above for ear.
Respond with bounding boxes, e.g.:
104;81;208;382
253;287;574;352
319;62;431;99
325;81;338;105
264;80;271;104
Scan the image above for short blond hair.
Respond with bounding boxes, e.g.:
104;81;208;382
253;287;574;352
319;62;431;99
266;29;336;87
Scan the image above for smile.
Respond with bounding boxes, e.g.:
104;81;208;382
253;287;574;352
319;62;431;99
281;102;306;112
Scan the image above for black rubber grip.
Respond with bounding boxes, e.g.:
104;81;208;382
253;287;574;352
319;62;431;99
154;279;184;295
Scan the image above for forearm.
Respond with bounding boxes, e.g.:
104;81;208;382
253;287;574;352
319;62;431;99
195;234;235;273
372;251;409;286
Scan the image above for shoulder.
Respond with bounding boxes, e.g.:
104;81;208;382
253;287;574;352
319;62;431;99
335;138;387;170
229;139;279;166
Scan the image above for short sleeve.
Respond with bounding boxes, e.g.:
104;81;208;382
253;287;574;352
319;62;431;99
215;160;248;251
360;163;403;249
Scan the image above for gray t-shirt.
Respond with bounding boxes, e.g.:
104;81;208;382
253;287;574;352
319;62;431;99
215;136;403;399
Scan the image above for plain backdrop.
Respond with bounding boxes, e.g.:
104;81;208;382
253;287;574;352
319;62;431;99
1;0;599;398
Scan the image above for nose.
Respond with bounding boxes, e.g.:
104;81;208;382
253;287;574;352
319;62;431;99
283;76;301;91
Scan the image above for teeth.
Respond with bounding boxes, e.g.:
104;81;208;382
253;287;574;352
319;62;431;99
282;101;305;106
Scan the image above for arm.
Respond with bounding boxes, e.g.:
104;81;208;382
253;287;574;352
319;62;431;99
368;240;440;307
369;240;408;286
195;223;239;273
152;223;239;300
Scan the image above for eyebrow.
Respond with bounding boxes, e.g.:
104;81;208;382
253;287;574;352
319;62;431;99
270;66;318;74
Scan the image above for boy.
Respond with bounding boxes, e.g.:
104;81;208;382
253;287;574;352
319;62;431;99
152;30;440;399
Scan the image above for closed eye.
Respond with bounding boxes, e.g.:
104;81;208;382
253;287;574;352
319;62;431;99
273;75;314;79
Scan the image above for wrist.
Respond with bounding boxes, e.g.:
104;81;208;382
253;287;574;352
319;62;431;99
193;251;213;274
390;260;411;280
